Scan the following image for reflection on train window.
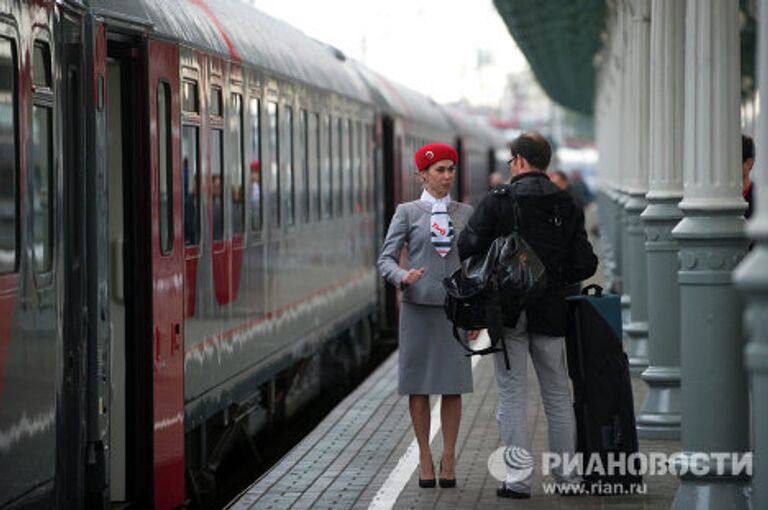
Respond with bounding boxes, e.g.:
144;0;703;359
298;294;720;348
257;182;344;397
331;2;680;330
231;93;245;234
312;112;321;221
249;97;262;232
211;129;224;240
0;37;17;274
283;104;294;226
158;82;173;255
33;42;51;88
182;126;200;245
300;109;309;223
322;115;331;219
31;105;52;272
268;101;279;227
182;80;199;113
334;118;342;216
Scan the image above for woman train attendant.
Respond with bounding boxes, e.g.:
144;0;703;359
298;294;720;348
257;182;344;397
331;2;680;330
377;143;474;488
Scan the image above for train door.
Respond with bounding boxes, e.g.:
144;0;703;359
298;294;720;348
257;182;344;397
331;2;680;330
58;10;87;509
147;40;185;509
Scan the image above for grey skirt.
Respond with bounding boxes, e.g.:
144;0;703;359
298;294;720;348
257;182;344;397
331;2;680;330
398;302;474;395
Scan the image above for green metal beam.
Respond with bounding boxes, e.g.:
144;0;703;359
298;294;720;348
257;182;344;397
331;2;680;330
493;0;605;116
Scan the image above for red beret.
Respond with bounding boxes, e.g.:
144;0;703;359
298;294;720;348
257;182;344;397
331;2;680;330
414;143;458;172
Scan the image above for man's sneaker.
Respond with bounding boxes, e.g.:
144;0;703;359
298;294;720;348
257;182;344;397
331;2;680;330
496;483;531;499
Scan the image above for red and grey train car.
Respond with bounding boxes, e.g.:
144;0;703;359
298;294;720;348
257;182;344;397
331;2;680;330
0;1;502;509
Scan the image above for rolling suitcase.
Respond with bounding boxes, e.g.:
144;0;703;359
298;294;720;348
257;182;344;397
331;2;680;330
565;284;642;493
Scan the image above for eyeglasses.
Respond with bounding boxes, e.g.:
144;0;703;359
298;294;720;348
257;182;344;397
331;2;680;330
507;155;518;167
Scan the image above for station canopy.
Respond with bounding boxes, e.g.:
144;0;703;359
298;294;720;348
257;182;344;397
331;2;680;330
493;0;757;117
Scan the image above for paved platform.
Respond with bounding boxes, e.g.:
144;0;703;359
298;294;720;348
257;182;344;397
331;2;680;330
227;333;680;509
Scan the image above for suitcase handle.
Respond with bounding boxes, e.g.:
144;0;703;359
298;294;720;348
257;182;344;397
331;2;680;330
581;284;603;297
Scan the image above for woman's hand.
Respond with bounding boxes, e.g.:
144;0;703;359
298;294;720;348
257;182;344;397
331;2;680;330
467;330;480;341
402;267;426;286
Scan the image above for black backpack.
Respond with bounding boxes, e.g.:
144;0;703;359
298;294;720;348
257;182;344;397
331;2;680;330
443;198;547;369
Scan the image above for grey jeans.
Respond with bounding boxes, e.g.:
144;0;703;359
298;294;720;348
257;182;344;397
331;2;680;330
493;312;579;491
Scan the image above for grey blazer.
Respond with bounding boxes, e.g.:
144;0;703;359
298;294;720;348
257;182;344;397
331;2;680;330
378;200;474;306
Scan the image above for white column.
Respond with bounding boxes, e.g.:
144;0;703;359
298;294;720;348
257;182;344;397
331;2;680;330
623;0;651;375
636;0;684;439
671;0;750;507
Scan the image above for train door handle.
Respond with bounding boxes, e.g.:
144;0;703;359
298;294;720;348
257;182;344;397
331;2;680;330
171;323;181;356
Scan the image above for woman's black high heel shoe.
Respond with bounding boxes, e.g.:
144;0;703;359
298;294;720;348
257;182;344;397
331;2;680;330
439;460;456;488
418;463;436;488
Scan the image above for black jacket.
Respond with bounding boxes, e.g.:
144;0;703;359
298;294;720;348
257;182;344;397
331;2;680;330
457;172;598;336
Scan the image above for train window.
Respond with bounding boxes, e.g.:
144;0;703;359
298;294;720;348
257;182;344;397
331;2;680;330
182;80;199;113
355;121;363;213
346;119;353;215
365;125;373;212
249;97;262;232
31;40;53;273
268;101;279;227
210;86;222;117
0;38;17;274
283;105;294;226
182;125;200;245
334;118;342;216
211;129;224;240
299;109;310;223
231;93;245;234
322;115;331;219
311;112;321;221
33;41;51;88
158;82;173;255
31;105;52;272
353;120;361;213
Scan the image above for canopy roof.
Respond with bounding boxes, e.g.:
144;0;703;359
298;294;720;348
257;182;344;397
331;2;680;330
493;0;757;116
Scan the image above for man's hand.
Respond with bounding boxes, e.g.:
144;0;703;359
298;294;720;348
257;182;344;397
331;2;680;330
402;268;426;286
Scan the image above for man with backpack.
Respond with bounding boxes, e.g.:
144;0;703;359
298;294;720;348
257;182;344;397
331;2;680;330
457;132;598;498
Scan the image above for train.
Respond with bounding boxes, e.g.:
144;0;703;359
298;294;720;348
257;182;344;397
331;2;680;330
0;0;505;508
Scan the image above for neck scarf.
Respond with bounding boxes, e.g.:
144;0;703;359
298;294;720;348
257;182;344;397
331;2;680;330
421;190;453;257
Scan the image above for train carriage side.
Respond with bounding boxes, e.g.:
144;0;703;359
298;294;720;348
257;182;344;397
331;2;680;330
0;1;99;508
89;0;380;507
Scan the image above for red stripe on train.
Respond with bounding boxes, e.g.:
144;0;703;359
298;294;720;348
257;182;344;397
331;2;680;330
188;0;241;63
0;275;17;401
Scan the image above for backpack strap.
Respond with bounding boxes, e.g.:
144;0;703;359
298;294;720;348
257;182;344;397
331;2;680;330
450;281;512;370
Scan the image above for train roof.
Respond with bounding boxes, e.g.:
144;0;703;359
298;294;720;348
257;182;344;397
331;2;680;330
350;62;453;133
91;0;373;103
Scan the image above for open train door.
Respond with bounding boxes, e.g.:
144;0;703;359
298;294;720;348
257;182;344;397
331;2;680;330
147;40;185;509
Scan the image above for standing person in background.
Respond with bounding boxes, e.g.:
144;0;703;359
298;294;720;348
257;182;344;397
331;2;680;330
568;169;594;208
458;132;597;499
743;134;755;219
488;171;505;189
378;143;475;489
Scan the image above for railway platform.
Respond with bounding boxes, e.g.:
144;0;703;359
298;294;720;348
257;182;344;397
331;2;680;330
227;332;680;510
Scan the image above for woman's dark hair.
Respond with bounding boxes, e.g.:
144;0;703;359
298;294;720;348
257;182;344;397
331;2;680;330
743;134;755;164
509;132;552;171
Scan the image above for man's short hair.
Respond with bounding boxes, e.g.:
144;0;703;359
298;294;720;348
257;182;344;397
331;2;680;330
743;134;755;164
509;132;552;171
